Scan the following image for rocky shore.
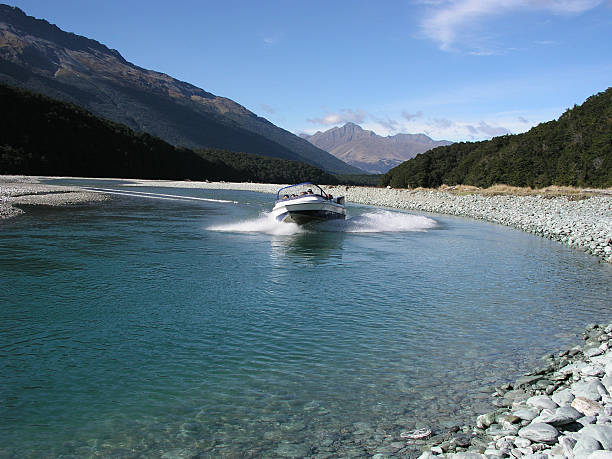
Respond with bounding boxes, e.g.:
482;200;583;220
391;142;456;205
0;176;108;219
414;323;612;459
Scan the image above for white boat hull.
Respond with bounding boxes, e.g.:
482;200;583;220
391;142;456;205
272;195;346;224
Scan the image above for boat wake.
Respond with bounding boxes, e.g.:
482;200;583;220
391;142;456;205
320;210;437;233
207;213;303;236
208;210;436;235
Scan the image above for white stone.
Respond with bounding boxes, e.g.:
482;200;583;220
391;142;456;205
579;424;612;449
532;406;582;426
514;437;532;448
513;408;539;421
588;452;612;459
527;395;559;411
552;389;575;406
518;423;559;443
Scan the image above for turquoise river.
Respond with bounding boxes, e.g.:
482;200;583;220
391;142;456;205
1;180;611;458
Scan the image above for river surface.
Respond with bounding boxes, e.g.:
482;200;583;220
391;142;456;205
1;180;611;458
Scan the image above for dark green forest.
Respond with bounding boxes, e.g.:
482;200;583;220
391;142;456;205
381;87;612;189
0;83;338;184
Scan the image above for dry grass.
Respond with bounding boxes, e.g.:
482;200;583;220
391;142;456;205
431;183;612;198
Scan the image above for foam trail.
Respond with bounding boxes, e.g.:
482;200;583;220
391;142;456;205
83;187;236;203
208;212;303;236
319;210;437;233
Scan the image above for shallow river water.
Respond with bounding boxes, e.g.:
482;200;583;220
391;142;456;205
1;180;611;458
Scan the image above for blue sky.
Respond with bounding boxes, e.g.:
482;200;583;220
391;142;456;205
7;0;612;141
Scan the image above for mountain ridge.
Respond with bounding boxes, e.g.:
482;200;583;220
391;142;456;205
0;4;362;174
302;122;452;174
0;82;339;184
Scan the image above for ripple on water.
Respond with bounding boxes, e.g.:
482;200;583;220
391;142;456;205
0;185;610;457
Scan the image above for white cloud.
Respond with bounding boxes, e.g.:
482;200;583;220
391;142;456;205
306;108;367;126
420;0;603;51
468;121;511;136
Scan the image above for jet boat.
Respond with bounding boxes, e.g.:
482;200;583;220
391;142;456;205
271;183;346;224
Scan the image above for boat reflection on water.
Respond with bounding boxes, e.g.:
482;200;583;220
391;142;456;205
270;229;346;264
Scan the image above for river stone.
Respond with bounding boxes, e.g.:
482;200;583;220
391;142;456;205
450;453;483;459
275;442;311;458
559;436;577;457
514;437;531;448
501;414;521;424
585;347;605;358
588;452;612;458
572;397;603;416
573;381;607;401
574;436;603;457
512;408;539;421
560;361;589;375
515;374;544;387
517;423;559;443
504;389;530;404
486;424;519;437
582;365;606;377
602;376;612;393
532;406;582;426
579;424;612;449
527;395;559;411
552;389;575;406
476;412;496;429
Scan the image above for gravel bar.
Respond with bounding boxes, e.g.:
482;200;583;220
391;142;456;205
0;177;109;220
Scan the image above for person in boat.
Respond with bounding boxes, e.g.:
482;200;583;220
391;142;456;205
282;194;289;200
328;194;333;200
300;191;306;196
290;194;296;198
307;189;313;194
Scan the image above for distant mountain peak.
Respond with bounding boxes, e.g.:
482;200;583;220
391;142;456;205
302;124;452;174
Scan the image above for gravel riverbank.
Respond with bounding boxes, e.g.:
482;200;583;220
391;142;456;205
124;179;612;264
415;323;612;459
0;176;109;219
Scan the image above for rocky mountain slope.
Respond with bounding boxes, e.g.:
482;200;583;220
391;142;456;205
0;4;361;175
302;123;452;174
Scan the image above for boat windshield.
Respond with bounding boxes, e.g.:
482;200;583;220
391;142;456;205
275;183;327;201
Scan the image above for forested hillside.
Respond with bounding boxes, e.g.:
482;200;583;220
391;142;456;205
0;84;338;184
381;88;612;189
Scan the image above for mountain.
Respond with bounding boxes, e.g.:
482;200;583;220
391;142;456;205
301;123;452;174
0;83;339;184
381;88;612;189
0;4;361;175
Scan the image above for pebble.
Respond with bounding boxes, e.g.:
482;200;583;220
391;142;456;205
518;423;559;443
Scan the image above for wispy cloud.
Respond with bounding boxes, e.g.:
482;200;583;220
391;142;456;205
262;32;284;46
466;121;511;137
432;117;454;128
420;0;603;51
307;108;367;126
401;110;424;121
